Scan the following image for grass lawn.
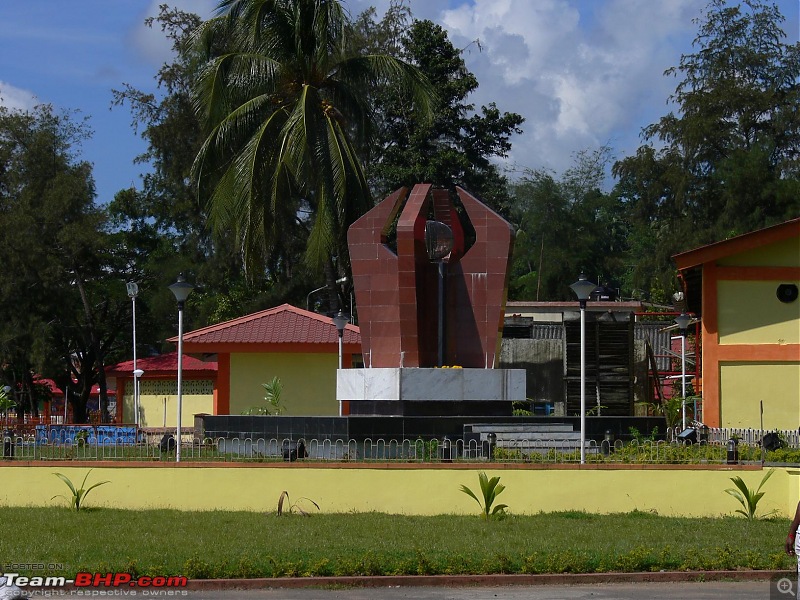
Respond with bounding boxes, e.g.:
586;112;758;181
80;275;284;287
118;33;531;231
0;508;792;579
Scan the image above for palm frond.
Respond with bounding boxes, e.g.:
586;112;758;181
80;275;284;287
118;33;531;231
191;0;433;277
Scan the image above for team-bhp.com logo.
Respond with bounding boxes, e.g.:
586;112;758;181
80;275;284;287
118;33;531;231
3;572;187;592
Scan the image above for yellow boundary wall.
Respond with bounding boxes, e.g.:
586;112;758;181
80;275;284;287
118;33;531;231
2;463;798;518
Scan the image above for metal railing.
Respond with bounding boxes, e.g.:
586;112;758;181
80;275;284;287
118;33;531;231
2;433;790;464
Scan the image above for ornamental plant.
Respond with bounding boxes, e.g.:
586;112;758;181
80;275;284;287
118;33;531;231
459;472;508;520
52;469;110;511
725;469;778;520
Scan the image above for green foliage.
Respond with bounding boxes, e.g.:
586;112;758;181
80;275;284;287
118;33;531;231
761;447;800;464
0;104;126;423
414;438;439;461
628;426;660;444
508;146;628;301
511;401;532;416
276;491;320;517
73;430;89;447
612;0;800;300
191;0;435;279
0;388;14;427
0;508;792;578
459;472;508;520
243;376;285;415
357;10;523;209
656;396;684;431
584;404;608;417
51;470;110;511
725;468;778;520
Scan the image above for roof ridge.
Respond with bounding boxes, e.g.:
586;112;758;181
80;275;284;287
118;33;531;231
180;303;357;341
180;304;294;339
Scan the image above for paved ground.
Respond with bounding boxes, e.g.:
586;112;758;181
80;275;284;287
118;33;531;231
179;581;781;599
172;572;797;600
14;572;791;599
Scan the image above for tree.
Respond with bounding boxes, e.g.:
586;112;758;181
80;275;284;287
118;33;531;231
191;0;435;309
112;5;322;342
508;147;629;301
0;104;127;423
613;0;800;299
358;7;524;212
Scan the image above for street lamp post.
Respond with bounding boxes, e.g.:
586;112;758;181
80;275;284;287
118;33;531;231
168;274;194;462
126;282;139;426
133;369;144;427
674;313;692;431
570;272;597;465
332;310;349;417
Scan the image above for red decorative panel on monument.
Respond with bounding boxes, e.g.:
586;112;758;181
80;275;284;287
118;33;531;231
347;185;514;369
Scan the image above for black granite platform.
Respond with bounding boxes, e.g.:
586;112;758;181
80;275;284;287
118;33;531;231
199;414;666;443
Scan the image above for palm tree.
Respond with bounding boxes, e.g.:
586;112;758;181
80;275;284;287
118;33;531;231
191;0;435;295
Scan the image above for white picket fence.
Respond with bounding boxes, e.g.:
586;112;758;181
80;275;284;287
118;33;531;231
706;427;800;447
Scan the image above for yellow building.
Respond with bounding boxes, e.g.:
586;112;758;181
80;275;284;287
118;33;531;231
674;218;800;429
107;353;217;427
174;304;361;416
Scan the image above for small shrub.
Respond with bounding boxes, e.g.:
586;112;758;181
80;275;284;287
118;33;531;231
51;470;109;511
183;554;216;579
243;376;285;415
459;472;508;520
725;469;778;520
73;429;89;447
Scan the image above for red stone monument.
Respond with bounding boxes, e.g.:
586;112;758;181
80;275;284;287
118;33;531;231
347;184;515;369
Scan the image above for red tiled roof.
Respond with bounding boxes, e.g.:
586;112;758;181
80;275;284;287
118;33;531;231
106;352;217;377
32;378;116;397
33;378;63;395
171;303;361;346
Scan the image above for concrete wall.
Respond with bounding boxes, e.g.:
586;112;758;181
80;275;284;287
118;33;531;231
500;335;650;411
3;464;796;518
718;235;800;268
721;362;800;429
500;339;564;405
230;353;338;416
718;280;800;345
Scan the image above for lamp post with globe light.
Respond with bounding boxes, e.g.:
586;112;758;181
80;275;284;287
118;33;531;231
674;313;692;430
332;310;349;417
126;282;139;426
133;369;144;426
570;272;597;465
168;274;193;462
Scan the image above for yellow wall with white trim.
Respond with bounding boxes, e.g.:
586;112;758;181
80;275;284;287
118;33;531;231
230;353;338;416
718;236;800;267
2;465;797;518
120;379;214;427
721;362;800;429
718;280;800;345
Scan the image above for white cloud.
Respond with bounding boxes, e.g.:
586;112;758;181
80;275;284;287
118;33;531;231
130;0;217;67
438;0;705;178
0;81;38;111
345;0;451;23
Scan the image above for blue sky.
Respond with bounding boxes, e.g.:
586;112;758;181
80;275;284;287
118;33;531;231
1;0;798;204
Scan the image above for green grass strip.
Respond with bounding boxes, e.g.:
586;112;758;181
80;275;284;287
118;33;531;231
0;508;791;579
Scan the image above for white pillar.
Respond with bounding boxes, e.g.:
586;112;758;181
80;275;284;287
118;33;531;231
176;305;184;463
580;304;586;465
681;333;687;430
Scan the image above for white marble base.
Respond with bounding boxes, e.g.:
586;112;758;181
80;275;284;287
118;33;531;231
337;368;525;402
